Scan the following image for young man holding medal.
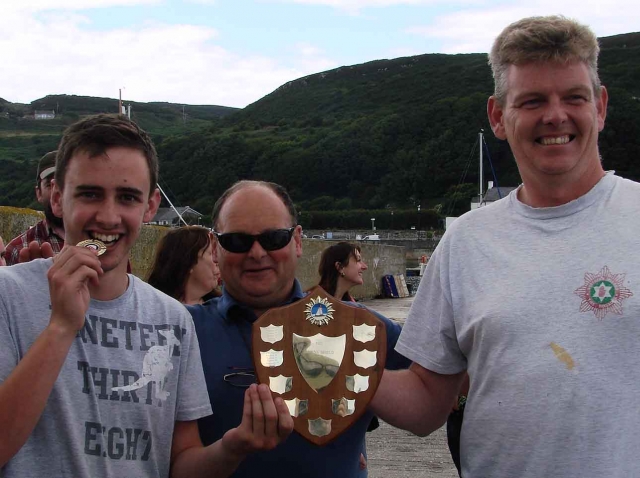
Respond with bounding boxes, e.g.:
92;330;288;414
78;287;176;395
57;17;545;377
0;115;292;477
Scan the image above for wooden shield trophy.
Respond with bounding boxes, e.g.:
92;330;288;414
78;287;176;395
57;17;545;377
252;286;387;445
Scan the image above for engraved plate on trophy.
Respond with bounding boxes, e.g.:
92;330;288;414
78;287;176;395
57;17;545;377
353;350;377;369
308;417;332;437
252;286;388;446
269;375;292;394
353;324;376;343
260;324;284;344
346;374;369;393
331;397;356;417
260;350;284;367
292;333;345;392
285;398;309;417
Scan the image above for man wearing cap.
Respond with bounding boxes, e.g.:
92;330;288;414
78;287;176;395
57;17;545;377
5;151;65;265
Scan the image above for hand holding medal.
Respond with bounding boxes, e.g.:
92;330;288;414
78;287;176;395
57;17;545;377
76;239;107;256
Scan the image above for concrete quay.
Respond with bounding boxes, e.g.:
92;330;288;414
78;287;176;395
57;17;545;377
361;296;415;325
361;296;459;478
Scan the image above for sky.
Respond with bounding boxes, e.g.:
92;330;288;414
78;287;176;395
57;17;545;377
1;0;638;108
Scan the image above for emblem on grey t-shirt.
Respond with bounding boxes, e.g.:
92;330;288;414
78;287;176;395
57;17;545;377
574;266;634;319
111;329;180;403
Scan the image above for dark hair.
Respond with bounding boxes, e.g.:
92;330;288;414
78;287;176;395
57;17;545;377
55;114;159;195
211;180;297;230
318;242;361;301
147;226;212;301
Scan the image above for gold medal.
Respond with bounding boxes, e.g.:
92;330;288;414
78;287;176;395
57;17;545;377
76;239;107;256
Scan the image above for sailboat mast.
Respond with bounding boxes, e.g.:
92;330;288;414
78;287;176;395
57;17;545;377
479;130;484;204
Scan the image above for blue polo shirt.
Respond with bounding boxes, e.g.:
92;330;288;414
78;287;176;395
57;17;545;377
188;281;410;478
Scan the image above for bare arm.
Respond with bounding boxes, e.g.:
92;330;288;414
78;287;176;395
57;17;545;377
370;363;465;436
0;247;102;466
170;383;294;478
0;323;77;465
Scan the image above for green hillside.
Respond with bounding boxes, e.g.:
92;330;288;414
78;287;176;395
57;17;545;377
2;32;640;222
0;95;237;208
155;32;640;218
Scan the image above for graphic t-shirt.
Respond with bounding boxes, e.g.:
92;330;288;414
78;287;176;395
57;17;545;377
0;259;212;478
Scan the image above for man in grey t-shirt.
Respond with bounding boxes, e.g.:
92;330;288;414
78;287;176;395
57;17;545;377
0;115;293;477
371;16;640;478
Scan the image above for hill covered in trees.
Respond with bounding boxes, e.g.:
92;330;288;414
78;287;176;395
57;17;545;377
2;32;640;226
0;95;237;209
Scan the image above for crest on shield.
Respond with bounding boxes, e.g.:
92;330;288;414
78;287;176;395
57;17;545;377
252;286;388;445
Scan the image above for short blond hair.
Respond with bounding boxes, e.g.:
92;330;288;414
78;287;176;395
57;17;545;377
489;16;601;104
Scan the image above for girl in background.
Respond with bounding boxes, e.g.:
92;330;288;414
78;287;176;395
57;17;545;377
318;241;368;301
148;226;221;305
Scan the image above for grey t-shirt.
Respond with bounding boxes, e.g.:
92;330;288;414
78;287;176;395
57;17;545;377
398;173;640;477
0;259;212;478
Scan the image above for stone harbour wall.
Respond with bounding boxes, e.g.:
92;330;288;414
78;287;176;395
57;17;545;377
298;239;406;298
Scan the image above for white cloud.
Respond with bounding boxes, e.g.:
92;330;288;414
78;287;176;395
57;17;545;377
3;0;637;108
290;43;337;75
406;0;640;54
278;0;453;15
183;0;218;5
1;0;160;14
296;42;324;57
284;0;443;6
0;8;327;107
387;46;426;58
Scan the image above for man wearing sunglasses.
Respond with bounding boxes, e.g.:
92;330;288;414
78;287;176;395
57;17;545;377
188;180;410;478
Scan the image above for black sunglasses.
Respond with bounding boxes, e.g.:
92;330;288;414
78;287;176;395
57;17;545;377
213;226;296;253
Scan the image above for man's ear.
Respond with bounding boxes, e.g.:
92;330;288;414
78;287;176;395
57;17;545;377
143;188;161;223
596;85;608;132
51;180;63;218
487;96;507;140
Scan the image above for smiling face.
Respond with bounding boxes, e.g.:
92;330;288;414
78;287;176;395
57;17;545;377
214;185;302;311
338;249;368;288
51;147;160;275
488;61;608;206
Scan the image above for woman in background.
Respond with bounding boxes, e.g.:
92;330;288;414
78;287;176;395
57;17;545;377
148;226;220;305
318;241;368;301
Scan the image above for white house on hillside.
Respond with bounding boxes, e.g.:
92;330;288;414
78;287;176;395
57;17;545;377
148;207;203;227
34;110;55;120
